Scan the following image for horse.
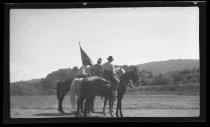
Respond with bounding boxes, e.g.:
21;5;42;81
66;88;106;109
56;78;74;114
75;76;119;117
69;78;84;110
102;68;138;115
116;69;139;117
70;68;123;115
69;77;97;113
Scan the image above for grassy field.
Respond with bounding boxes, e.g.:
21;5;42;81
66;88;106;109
126;83;200;96
10;94;200;118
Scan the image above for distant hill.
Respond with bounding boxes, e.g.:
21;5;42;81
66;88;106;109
137;59;199;75
10;59;200;95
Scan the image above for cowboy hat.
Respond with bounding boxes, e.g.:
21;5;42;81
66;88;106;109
107;56;114;61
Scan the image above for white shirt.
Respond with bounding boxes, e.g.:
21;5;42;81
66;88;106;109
102;62;116;75
77;65;88;76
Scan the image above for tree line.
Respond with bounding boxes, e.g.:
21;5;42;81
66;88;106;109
10;67;79;96
138;67;200;86
10;66;200;96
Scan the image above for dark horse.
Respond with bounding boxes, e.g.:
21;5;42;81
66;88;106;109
56;78;74;114
116;70;139;117
76;76;119;117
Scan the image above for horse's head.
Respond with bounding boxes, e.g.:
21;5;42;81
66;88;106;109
128;71;139;87
115;67;125;77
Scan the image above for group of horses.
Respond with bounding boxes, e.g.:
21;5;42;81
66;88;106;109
56;68;139;117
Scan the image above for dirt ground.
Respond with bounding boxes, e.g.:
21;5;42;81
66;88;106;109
10;95;200;118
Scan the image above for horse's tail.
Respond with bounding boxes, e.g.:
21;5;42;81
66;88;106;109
69;79;77;109
56;81;62;100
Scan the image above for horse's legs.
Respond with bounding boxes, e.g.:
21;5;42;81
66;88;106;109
111;98;115;114
90;97;95;113
76;96;85;117
76;97;81;112
119;97;123;118
58;90;67;114
103;97;108;116
59;93;66;114
76;98;81;117
119;101;123;117
116;97;120;117
77;97;85;113
85;100;90;114
109;98;114;117
84;98;90;117
57;94;62;112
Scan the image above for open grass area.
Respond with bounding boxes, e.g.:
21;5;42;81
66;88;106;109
9;83;200;117
11;95;199;110
126;83;200;96
10;93;200;118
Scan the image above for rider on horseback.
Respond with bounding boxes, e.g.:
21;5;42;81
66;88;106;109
91;58;103;77
102;56;120;82
77;61;92;78
102;56;119;82
102;56;120;98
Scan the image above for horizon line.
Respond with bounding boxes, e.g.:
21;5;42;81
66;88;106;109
10;58;199;83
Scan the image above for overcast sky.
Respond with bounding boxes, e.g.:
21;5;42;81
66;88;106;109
10;7;199;82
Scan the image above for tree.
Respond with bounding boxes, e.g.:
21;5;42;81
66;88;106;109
179;69;191;75
40;78;54;90
172;74;185;84
153;74;171;85
147;71;153;79
137;70;154;86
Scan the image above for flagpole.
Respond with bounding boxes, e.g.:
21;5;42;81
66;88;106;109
79;41;82;66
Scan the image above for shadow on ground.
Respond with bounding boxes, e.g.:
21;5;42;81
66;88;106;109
34;110;109;118
92;111;104;115
35;111;76;116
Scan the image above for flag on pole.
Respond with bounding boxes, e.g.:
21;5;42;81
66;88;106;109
79;42;93;66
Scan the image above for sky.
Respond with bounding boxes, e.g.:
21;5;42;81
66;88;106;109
10;7;199;82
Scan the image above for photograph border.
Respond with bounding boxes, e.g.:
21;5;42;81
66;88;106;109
3;1;206;124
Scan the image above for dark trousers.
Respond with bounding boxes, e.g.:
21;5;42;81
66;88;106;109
102;71;118;84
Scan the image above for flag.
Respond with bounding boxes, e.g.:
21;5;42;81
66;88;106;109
79;42;93;66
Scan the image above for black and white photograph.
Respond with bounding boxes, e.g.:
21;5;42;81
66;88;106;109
4;2;206;121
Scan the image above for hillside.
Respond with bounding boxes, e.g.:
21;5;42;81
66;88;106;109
137;59;199;75
10;59;200;95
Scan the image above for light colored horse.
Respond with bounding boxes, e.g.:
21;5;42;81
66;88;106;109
69;78;84;110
